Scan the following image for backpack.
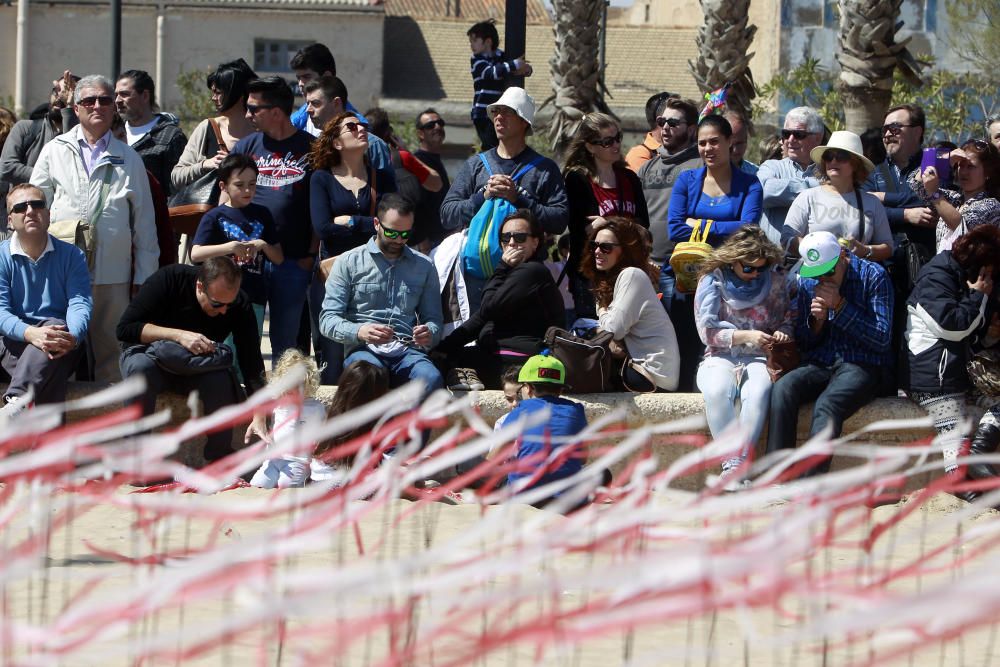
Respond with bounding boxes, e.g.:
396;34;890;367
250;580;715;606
668;219;713;294
462;153;542;280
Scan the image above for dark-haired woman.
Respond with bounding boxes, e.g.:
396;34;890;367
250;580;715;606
581;217;679;392
905;224;1000;474
171;58;258;193
562;112;649;319
309;111;396;383
436;210;565;390
910;139;1000;252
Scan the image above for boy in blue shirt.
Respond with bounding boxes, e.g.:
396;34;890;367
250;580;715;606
467;19;533;150
506;352;588;499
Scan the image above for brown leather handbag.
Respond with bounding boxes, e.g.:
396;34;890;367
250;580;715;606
765;339;800;383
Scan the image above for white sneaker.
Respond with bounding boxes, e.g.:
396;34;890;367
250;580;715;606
0;394;33;420
719;457;750;493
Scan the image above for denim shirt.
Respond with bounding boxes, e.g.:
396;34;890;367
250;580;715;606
757;158;820;246
319;237;443;354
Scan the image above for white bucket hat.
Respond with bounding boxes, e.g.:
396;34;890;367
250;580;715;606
487;87;535;135
809;130;875;175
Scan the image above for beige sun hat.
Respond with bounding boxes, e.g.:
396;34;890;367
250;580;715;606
487;87;535;135
809;130;875;175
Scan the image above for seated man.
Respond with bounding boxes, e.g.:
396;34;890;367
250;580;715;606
116;256;267;462
0;184;92;415
766;231;893;475
319;194;443;395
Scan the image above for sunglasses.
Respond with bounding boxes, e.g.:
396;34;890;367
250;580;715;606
656;117;686;128
962;139;990;153
418;118;446;130
246;104;275;115
590;241;621;254
380;226;410;239
881;122;917;136
77;95;114;108
780;129;813;141
589;132;623;148
339;121;369;136
500;232;532;244
9;199;48;215
740;262;768;275
822;149;853;163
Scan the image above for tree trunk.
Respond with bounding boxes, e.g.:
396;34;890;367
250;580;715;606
546;0;612;160
836;0;924;134
689;0;757;120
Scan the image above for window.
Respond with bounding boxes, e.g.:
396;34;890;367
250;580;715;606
253;39;313;73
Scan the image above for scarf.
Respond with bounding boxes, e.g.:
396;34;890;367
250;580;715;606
716;267;771;310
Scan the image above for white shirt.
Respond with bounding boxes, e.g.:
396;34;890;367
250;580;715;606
125;118;159;146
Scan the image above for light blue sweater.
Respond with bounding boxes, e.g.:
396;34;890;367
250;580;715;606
0;235;92;343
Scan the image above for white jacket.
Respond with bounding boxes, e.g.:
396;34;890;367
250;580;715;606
30;126;158;285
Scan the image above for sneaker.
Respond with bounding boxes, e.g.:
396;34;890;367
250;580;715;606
0;394;32;420
719;457;749;493
463;368;485;391
447;368;485;392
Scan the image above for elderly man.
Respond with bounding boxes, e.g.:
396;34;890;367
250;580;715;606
756;106;825;245
766;231;893;476
0;184;92;416
320;194;443;394
864;103;936;252
30;74;159;383
117;256;267;462
114;69;187;196
441;87;567;311
637;97;702;273
413;108;451;248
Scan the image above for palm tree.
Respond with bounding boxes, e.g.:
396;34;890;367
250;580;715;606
836;0;924;133
689;0;757;121
545;0;613;158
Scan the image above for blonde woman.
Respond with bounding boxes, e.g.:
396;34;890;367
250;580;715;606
694;226;797;484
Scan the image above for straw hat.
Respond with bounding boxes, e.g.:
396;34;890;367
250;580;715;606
809;130;875;175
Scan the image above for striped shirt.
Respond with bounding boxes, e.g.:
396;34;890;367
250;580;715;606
470;49;517;120
794;254;894;367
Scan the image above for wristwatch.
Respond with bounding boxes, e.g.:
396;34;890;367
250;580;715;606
864;245;873;259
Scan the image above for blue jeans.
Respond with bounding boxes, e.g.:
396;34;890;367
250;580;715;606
343;347;443;397
266;259;312;368
697;355;772;460
309;273;343;385
658;266;702;391
766;360;881;474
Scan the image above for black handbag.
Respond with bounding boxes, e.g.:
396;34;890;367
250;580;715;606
145;340;234;376
543;326;615;393
168;118;225;209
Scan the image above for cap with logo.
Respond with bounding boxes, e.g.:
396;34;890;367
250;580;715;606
798;230;843;278
518;350;565;385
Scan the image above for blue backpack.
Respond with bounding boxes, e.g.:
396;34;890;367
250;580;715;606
462;153;542;280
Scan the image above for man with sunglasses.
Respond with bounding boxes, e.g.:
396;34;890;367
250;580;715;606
30;74;159;384
636;97;701;277
117;256;269;463
766;231;893;476
413;109;450;247
320;194;443;396
0;185;92;417
863;104;936;251
756;106;825;245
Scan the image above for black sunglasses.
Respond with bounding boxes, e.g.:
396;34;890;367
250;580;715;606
78;95;114;108
740;262;768;275
822;149;853;163
589;241;621;254
588;132;623;148
882;122;917;136
500;232;532;244
9;199;48;215
381;226;410;239
246;104;275;115
418;118;446;130
339;121;369;136
962;139;990;153
780;129;813;141
656;117;686;128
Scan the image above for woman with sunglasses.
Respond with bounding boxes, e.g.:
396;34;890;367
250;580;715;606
910;139;1000;252
580;217;679;392
436;209;565;389
562;112;649;319
693;227;797;486
782;131;893;263
309;111;396;382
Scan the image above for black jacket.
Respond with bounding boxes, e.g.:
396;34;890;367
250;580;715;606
131;115;187;197
437;259;565;355
904;251;992;393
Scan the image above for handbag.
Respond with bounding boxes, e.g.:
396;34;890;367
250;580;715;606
49;165;115;271
145;340;234;376
168;118;226;229
544;326;615;393
968;348;1000;397
668;219;713;294
764;339;800;383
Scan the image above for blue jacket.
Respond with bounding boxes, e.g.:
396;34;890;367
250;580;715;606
667;166;763;245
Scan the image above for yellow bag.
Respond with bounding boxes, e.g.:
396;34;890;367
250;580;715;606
668;219;713;294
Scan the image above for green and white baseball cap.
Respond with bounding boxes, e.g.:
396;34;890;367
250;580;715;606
798;231;842;278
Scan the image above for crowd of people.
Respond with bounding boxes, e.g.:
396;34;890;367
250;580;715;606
3;28;1000;496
